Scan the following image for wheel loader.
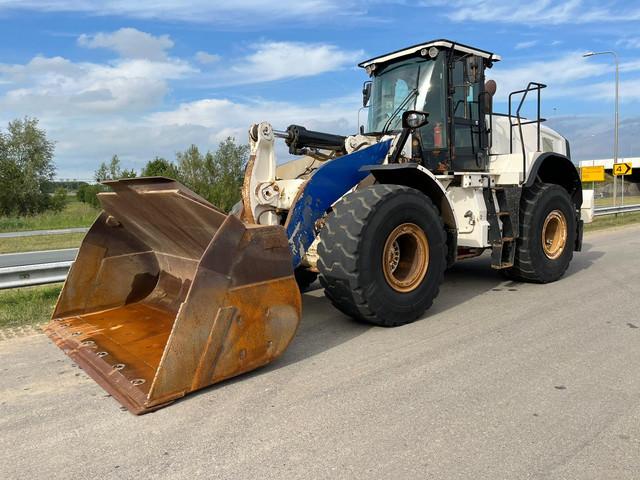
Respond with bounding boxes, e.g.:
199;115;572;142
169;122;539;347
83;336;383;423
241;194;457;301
45;39;594;414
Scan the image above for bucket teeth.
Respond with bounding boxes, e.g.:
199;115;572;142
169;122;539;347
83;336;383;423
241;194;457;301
45;177;301;414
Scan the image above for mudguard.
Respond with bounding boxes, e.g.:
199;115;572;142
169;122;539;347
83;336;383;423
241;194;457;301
285;140;392;266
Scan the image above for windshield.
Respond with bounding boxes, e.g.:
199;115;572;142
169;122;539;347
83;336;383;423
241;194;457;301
367;58;436;133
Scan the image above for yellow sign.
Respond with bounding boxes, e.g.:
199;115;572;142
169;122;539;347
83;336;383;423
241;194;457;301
581;165;605;182
613;162;632;176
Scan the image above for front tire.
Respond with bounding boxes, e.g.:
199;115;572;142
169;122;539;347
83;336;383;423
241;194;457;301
505;182;577;283
317;184;447;327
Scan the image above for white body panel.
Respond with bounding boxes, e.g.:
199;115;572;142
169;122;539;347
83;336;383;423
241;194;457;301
488;116;568;185
447;187;490;248
581;189;594;223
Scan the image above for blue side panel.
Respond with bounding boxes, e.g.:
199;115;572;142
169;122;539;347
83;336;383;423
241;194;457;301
286;140;392;267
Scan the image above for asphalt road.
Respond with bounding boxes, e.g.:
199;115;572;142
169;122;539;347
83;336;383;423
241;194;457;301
1;225;639;480
0;248;78;268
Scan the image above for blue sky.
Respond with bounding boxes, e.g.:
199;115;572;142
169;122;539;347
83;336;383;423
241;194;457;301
0;0;639;179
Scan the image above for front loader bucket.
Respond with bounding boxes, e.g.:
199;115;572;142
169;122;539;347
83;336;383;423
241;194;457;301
44;178;301;414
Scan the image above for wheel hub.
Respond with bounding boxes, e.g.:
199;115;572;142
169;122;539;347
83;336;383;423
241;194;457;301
542;209;568;260
382;223;429;293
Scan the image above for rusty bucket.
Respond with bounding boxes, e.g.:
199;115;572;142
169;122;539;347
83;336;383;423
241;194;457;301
44;178;301;414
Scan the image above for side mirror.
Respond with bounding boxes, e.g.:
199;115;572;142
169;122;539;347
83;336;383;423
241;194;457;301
402;110;429;130
362;81;372;107
465;56;481;84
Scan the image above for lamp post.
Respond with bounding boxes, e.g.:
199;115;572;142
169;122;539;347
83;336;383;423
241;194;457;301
583;50;619;207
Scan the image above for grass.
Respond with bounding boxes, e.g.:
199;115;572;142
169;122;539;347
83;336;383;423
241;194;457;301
0;283;61;330
0;233;86;254
585;211;640;232
0;200;98;233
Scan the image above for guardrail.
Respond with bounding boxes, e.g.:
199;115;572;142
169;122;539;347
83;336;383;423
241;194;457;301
1;203;639;289
0;227;89;239
0;249;77;289
593;204;640;216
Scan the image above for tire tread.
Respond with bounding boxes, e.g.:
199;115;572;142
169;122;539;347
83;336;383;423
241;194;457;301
318;184;446;326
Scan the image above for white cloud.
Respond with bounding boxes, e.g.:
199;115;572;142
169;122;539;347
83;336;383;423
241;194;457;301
487;52;640;102
421;0;640;25
488;52;605;99
586;79;640;102
148;95;358;135
0;55;195;115
78;28;174;61
215;41;364;85
547;115;640;160
0;0;362;24
617;37;640;49
514;40;538;50
29;95;359;179
0;31;364;178
194;51;220;64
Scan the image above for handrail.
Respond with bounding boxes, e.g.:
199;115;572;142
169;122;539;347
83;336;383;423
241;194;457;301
508;82;547;184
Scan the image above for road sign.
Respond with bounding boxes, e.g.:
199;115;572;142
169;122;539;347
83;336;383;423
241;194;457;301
581;165;605;182
613;162;632;176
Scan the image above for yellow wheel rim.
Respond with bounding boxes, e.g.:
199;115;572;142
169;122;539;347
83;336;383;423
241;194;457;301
541;210;568;260
382;223;429;293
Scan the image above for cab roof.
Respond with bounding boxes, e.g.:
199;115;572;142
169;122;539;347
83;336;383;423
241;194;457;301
358;39;501;69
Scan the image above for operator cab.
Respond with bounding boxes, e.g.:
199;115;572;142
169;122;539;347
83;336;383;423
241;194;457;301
359;39;500;174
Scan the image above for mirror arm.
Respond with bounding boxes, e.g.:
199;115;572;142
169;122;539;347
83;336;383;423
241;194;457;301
388;128;412;164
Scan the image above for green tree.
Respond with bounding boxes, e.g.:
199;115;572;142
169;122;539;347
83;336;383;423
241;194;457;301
94;155;137;182
175;138;248;212
0;117;56;216
208;137;249;211
141;157;179;178
78;155;138;208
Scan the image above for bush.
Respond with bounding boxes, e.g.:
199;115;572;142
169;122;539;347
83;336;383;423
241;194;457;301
76;184;104;208
50;187;68;213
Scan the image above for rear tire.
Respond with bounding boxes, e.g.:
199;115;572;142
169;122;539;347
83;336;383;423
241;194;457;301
505;182;576;283
317;184;447;327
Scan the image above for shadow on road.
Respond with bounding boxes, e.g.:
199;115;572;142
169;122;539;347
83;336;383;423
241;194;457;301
564;241;605;277
431;254;504;314
186;255;509;402
183;247;603;405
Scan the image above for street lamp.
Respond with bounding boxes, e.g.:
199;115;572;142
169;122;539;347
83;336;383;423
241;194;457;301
583;50;619;206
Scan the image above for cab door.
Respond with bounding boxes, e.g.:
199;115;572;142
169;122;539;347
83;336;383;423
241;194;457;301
449;55;488;171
